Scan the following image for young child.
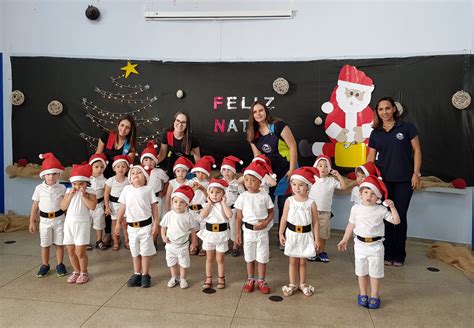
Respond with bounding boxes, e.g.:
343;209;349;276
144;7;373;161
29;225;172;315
338;176;400;309
235;160;274;294
104;155;131;251
88;154;108;250
351;162;382;205
220;155;245;257
198;178;232;289
61;163;97;284
116;165;160;288
247;155;277;193
160;185;198;289
279;167;320;297
29;153;67;278
308;155;346;262
165;156;194;212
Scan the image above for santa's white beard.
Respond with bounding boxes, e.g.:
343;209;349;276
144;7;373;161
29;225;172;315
336;86;370;113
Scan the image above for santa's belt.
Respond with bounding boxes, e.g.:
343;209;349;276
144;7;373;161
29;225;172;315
244;222;257;230
40;210;65;219
205;222;228;232
286;222;311;233
127;217;152;228
189;204;203;211
97;197;104;204
109;195;119;203
356;235;382;243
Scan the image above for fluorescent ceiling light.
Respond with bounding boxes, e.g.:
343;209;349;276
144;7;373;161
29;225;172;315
144;10;294;20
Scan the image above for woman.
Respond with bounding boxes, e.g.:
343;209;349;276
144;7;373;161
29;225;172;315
157;111;201;176
247;101;298;233
367;96;422;267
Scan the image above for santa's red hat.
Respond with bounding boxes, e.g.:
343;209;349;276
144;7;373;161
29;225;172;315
140;141;159;165
39;152;65;178
191;155;216;176
220;155;243;174
244;160;274;181
313;155;332;171
337;64;375;92
129;164;151;183
88;153;107;167
171;185;195;205
173;156;194;172
208;178;229;191
290;167;320;186
360;175;388;200
252;154;272;168
112;155;131;168
357;162;382;179
70;163;92;183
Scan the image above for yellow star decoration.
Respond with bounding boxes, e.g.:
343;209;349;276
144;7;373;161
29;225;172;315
121;61;139;78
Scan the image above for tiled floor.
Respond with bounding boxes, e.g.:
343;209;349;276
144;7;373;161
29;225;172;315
0;229;472;327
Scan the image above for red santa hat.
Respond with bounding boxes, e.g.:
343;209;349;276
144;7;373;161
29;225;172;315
220;155;243;174
173;156;194;172
290;166;320;186
337;64;375;92
39;152;65;178
129;164;152;183
252;154;272;168
208;178;229;191
360;175;388;200
243;160;274;181
191;155;216;176
356;162;382;179
171;185;195;205
112;155;131;168
88;153;108;167
69;163;92;183
140;140;159;165
313;155;332;171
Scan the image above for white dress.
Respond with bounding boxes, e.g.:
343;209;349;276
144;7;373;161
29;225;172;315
197;203;230;244
284;197;316;258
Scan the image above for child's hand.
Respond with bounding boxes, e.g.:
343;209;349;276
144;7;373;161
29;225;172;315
162;236;170;244
221;195;227;205
253;221;267;230
330;169;340;177
337;240;347;252
114;223;121;237
29;221;36;234
192;182;200;191
152;225;159;238
315;239;320;251
235;234;242;246
190;242;198;252
384;199;395;208
279;234;286;246
104;207;112;216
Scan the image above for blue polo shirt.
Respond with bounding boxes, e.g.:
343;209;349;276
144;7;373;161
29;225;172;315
368;121;418;182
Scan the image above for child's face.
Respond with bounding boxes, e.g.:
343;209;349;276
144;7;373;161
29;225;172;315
130;168;146;187
221;168;234;181
208;187;224;203
174;168;188;180
356;170;367;185
113;162;129;176
195;171;208;181
72;181;87;191
244;174;261;193
92;161;105;177
172;197;188;213
315;160;330;177
142;157;155;168
360;187;379;206
44;173;60;185
290;179;309;197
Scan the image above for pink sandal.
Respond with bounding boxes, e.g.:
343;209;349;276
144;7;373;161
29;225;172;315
67;272;80;284
75;273;89;284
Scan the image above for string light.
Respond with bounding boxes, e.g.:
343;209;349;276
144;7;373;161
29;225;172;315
82;97;158;117
95;85;149;99
111;75;146;89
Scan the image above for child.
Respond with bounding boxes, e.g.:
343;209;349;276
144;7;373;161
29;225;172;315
235;160;274;294
61;163;97;284
351;162;382;205
29;153;67;278
104;155;131;251
308;155;346;262
160;185;199;289
279;167;320;297
338;176;400;309
88;154;108;250
220;155;245;257
165;156;194;212
116;165;160;288
238;155;277;193
198;178;232;289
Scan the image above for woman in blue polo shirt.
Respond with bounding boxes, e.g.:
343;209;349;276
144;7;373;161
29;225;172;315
367;96;422;267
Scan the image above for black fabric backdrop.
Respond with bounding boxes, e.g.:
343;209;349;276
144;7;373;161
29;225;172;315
11;55;474;185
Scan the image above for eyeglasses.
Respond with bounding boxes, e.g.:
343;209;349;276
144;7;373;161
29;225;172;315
175;119;187;125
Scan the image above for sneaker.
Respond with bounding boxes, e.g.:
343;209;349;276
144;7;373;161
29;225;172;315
368;297;381;309
76;273;89;284
179;278;189;289
141;274;151;288
242;279;255;293
257;280;271;294
36;264;50;278
127;274;142;287
167;277;179;288
317;252;330;262
86;244;93;251
307;255;319;262
56;263;67;277
358;295;369;308
67;272;80;283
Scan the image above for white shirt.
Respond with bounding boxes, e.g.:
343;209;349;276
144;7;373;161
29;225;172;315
309;176;341;212
169;178;189;193
119;185;158;222
224;179;244;206
161;210;195;245
90;175;106;200
148;168;169;194
349;204;394;237
351;186;362;204
187;178;209;205
234;191;274;228
105;176;129;198
202;203;228;224
65;187;96;222
32;181;66;213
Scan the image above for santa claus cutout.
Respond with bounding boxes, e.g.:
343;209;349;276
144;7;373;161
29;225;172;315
311;65;375;167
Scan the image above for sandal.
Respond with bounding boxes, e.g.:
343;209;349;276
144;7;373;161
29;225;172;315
198;249;206;256
76;272;89;284
124;242;130;250
202;276;212;289
95;240;108;250
384;260;393;266
86;244;93;251
299;284;315;296
392;261;404;267
282;284;298;297
112;243;120;251
217;276;225;289
190;247;199;256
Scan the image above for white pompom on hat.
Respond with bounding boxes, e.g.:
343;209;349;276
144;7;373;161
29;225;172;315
220;155;243;174
39;152;65;178
191;155;216;176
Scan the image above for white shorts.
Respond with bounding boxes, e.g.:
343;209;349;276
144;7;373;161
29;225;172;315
91;203;105;230
354;239;384;278
165;242;190;268
39;216;65;247
109;202;120;221
202;240;229;253
127;224;156;258
243;228;269;264
63;219;91;246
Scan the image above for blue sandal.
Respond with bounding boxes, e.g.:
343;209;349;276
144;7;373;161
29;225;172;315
357;295;369;307
368;297;381;309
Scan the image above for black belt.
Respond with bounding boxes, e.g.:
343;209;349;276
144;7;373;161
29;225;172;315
356;235;382;243
109;195;119;203
244;222;255;230
97;197;104;203
155;191;160;197
189;204;203;211
127;217;152;228
39;209;64;219
287;222;311;233
205;222;228;232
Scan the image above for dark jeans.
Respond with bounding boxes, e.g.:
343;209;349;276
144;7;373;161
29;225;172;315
383;181;413;263
269;186;288;229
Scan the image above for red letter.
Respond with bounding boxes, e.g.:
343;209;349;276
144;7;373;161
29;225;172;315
214;119;225;133
213;96;224;111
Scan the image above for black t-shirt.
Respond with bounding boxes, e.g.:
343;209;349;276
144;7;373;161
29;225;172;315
99;132;133;178
160;131;200;176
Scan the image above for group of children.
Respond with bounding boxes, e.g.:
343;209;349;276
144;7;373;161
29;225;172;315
29;145;400;309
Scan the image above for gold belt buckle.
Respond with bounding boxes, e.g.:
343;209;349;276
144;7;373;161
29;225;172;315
191;205;198;211
365;237;373;242
48;212;55;219
295;225;303;233
132;221;140;228
212;224;219;232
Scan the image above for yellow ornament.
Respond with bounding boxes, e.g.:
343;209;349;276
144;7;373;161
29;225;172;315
120;61;139;78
